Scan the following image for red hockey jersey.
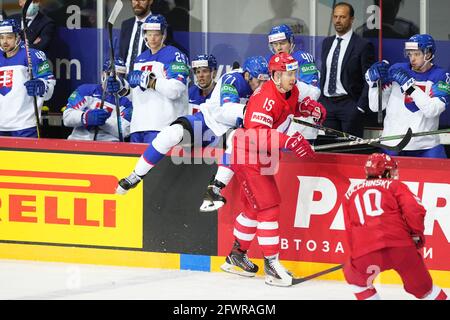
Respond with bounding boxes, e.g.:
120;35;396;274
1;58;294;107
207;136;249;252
232;80;299;166
343;178;426;259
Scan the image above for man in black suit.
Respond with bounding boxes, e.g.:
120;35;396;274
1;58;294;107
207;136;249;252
10;0;56;53
319;2;375;137
119;0;154;74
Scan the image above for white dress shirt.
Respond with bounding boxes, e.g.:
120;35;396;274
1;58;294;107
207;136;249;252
126;12;152;73
324;29;353;97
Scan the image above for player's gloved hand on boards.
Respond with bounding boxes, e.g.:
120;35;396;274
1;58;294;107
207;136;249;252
366;60;390;84
412;234;425;249
284;131;315;159
389;67;415;94
81;108;111;127
127;70;155;91
24;79;46;97
298;97;327;124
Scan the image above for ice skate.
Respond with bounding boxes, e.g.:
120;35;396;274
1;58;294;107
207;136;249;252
220;241;259;277
199;179;226;212
264;255;293;287
115;171;143;195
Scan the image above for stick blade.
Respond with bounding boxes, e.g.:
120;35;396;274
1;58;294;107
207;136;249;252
396;127;413;151
107;0;123;25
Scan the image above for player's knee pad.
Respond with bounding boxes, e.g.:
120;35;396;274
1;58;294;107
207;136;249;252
171;117;194;145
241;174;281;211
152;124;184;154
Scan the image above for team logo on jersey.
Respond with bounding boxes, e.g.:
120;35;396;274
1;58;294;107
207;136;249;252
0;69;13;96
251;112;273;127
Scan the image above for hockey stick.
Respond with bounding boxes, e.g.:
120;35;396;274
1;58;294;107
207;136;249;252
377;0;383;124
93;0;124;142
292;264;343;285
107;0;124;142
22;0;41;138
292;117;410;152
313;127;450;152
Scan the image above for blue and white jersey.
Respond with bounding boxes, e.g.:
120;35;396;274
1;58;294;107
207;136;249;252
197;69;252;136
368;62;450;150
130;45;189;133
188;84;214;114
267;50;322;140
0;44;55;131
63;84;133;141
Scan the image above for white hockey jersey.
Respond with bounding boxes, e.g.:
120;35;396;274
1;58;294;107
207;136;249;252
130;45;189;134
63;84;132;141
197;69;252;137
0;44;55;131
368;63;450;150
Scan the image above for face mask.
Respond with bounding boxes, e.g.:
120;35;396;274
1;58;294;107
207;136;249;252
27;3;40;17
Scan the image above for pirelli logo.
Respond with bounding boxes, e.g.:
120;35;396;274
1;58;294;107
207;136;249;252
0;151;143;248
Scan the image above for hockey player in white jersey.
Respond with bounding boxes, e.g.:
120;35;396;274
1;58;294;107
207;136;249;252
199;24;326;212
127;14;189;144
115;56;270;195
63;57;132;141
366;34;450;158
0;19;55;137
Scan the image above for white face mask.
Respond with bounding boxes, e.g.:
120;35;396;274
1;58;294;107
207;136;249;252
27;3;40;17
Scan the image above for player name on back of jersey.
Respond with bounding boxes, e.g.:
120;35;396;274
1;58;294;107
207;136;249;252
345;179;394;199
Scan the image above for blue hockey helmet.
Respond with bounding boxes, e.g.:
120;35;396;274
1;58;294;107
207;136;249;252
405;34;436;57
0;19;21;35
242;56;270;80
268;24;294;44
103;57;127;74
191;54;218;70
143;14;168;35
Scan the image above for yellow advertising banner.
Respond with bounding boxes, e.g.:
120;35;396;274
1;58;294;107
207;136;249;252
0;150;142;248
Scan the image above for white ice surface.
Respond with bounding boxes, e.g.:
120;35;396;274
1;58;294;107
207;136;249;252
0;259;418;300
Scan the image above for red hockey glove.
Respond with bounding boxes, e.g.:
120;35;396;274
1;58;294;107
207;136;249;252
298;97;327;124
284;131;315;159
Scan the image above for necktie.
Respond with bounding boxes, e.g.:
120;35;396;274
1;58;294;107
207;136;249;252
130;21;143;71
328;37;343;95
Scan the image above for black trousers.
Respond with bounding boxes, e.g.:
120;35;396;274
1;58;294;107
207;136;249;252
319;95;365;137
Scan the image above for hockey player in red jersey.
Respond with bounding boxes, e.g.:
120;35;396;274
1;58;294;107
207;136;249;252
343;153;448;300
220;53;315;287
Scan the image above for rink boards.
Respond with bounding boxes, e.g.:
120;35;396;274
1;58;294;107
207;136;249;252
0;137;449;288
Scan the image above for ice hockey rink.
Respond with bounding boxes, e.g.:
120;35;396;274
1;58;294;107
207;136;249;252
0;259;421;300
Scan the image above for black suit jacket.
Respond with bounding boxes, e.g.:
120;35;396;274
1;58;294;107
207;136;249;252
320;32;375;111
10;11;56;53
119;17;145;63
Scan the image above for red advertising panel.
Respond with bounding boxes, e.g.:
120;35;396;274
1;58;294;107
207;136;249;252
218;153;450;271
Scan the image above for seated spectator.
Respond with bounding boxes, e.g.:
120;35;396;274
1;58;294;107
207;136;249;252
63;58;132;142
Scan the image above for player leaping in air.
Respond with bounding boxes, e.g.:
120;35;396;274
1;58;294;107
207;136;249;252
199;23;326;212
115;55;270;194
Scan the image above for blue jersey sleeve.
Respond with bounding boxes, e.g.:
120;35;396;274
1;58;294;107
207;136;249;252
30;49;54;80
292;50;319;87
220;72;251;105
66;84;98;110
431;70;450;106
162;47;190;85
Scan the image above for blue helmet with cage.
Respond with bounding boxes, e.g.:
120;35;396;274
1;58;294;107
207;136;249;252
191;54;218;71
143;14;168;35
405;34;436;57
0;19;21;35
103;57;127;74
242;56;270;80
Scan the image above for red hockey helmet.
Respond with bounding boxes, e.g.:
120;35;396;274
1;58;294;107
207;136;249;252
269;52;298;73
364;153;398;179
